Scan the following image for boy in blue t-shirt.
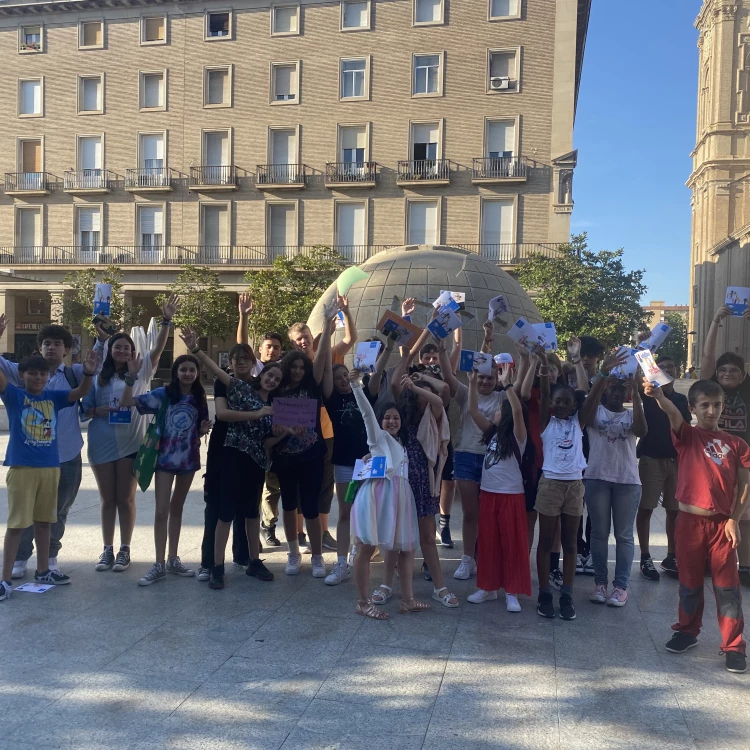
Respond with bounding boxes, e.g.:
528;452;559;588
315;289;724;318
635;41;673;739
0;351;97;601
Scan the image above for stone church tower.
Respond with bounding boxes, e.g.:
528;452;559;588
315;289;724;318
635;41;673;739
689;1;750;368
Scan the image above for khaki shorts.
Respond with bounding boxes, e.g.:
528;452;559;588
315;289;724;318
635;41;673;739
534;476;585;517
6;466;60;529
638;456;678;512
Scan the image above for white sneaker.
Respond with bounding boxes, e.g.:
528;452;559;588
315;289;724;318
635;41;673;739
453;555;476;580
505;593;521;613
324;562;351;586
311;555;327;578
197;567;211;582
285;553;301;576
11;560;27;580
467;589;498;604
348;544;358;567
48;557;61;574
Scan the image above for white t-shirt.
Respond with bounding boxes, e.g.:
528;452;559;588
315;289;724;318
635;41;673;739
541;415;587;480
251;361;264;377
585;405;640;485
480;435;526;494
454;381;505;455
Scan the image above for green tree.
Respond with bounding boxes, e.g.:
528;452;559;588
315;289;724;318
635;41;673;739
156;265;236;340
56;266;146;336
517;233;650;350
656;311;688;373
244;246;346;343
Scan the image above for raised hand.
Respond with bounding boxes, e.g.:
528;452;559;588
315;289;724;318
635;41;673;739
162;293;179;321
238;293;254;316
601;348;630;376
179;325;199;352
400;373;415;392
567;336;581;359
401;297;416;317
514;339;531;358
714;305;732;324
532;344;548;364
642;378;664;401
127;353;143;377
336;294;349;312
0;313;7;340
82;349;100;376
94;315;113;342
323;298;342;322
483;320;494;344
349;369;363;385
498;362;512;386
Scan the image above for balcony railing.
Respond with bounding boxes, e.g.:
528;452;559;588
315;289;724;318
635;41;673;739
64;169;114;191
5;172;52;193
256;164;306;187
325;162;377;185
125;167;173;190
189;165;236;187
472;157;530;181
452;242;561;264
396;159;451;183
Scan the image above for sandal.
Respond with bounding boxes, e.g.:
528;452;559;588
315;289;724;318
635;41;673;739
356;599;390;620
371;584;393;605
432;587;459;608
400;598;430;614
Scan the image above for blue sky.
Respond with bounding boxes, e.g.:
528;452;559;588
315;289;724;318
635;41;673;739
573;0;702;305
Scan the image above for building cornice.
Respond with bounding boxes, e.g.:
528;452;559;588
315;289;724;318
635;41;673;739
0;0;187;17
708;221;750;256
687;158;750;188
574;0;591;115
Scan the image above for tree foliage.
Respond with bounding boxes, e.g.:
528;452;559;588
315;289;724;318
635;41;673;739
244;246;346;343
156;265;236;340
56;266;146;337
657;311;688;373
517;233;650;350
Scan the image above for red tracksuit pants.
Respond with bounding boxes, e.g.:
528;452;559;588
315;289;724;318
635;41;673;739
673;512;745;654
477;491;532;596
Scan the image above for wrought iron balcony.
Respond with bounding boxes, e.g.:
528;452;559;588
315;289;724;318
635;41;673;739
325;162;377;188
256;164;306;189
125;167;173;191
4;172;52;195
396;159;451;185
189;165;237;191
471;156;530;183
64;169;114;193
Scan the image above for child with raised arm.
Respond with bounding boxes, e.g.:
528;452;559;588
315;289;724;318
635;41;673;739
644;378;750;674
0;350;98;600
466;365;533;612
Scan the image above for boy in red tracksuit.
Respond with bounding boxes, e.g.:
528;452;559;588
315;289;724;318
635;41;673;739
644;378;750;673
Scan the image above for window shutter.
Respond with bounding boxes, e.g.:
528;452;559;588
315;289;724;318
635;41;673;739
208;70;227;105
487;121;515;156
408;201;438;245
205;132;227;166
78;207;100;232
416;0;441;23
83;78;100;111
272;129;294;164
269;204;295;248
140;206;163;234
20;208;40;246
481;200;514;246
144;74;162;107
79;137;101;170
337;203;365;247
22;140;42;172
275;7;297;33
274;65;296;98
22;80;40;114
344;2;368;27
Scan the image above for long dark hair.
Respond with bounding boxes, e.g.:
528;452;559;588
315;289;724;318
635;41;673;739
99;332;136;386
279;350;315;392
248;362;283;396
397;382;437;427
229;342;257;367
375;401;410;445
483;398;535;463
165;354;207;411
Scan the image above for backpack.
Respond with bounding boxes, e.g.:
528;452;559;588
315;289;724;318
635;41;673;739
63;366;86;419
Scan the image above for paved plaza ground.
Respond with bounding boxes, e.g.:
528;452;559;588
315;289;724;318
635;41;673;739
1;421;749;750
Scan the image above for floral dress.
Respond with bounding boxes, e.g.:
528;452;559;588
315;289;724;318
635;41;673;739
406;425;440;518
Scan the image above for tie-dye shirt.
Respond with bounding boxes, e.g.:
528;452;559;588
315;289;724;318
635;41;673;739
135;387;208;473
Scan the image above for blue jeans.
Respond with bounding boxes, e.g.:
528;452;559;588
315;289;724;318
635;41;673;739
16;454;83;562
583;479;641;590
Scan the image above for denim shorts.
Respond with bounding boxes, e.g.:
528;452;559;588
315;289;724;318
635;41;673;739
453;451;484;484
334;464;355;484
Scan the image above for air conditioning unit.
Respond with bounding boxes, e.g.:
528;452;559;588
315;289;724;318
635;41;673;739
490;76;510;91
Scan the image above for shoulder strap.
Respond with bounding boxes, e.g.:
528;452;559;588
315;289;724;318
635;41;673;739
63;366;79;390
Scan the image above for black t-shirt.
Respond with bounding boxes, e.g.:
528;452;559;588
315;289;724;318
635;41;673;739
204;377;229;497
271;381;326;468
637;389;691;459
711;374;750;445
324;389;375;467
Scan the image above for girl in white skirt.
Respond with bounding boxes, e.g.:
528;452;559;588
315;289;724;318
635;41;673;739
350;372;423;619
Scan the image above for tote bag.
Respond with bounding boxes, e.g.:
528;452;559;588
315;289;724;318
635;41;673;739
134;396;168;492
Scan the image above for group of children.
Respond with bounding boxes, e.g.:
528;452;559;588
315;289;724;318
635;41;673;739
0;296;748;674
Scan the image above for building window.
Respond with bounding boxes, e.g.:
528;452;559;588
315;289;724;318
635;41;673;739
16;206;42;249
203;130;231;174
412;53;443;97
489;0;520;19
271;5;300;36
77;135;103;175
486;118;516;158
78;74;104;114
414;0;443;26
79;20;104;49
141;16;166;45
205;11;231;40
410;121;441;161
267;202;298;252
204;66;232;107
335;201;367;256
407;199;439;245
201;203;230;248
139;132;166;174
271;62;300;104
693;285;699;306
488;49;520;92
19;138;43;174
138;205;164;252
480;197;515;250
19;25;42;53
18;78;42;117
339;124;368;164
341;1;370;31
140;71;166;110
77;206;102;251
340;58;369;100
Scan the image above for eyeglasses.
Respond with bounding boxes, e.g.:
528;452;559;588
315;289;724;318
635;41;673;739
717;367;743;376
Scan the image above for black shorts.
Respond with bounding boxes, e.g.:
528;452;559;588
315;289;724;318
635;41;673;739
441;442;455;482
218;446;266;523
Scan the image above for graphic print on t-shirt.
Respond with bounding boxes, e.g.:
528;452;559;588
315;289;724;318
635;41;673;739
704;438;731;466
719;391;748;437
22;396;57;446
166;402;198;436
595;412;631;443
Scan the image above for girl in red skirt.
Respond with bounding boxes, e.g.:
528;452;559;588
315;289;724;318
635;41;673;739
466;365;534;612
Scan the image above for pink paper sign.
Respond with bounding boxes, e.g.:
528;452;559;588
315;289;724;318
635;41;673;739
272;397;318;429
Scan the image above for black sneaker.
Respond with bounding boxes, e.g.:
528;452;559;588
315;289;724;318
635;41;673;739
0;581;11;601
438;515;454;548
422;562;432;582
95;548;115;572
322;530;337;551
262;523;281;547
660;554;678;575
232;559;249;568
559;593;576;620
739;568;750;588
665;632;698;653
537;591;555;619
247;559;274;582
112;549;130;572
209;564;225;590
35;569;71;586
725;651;747;674
298;532;310;550
640;557;661;581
